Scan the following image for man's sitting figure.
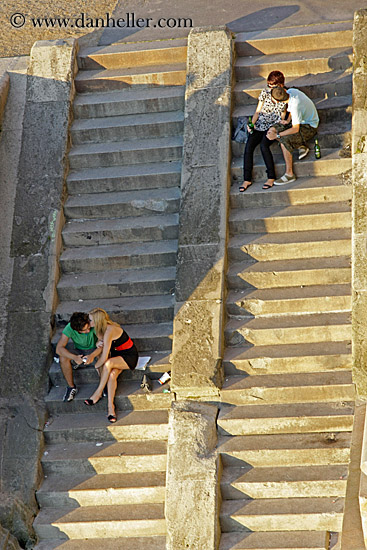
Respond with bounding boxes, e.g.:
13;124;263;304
56;312;100;402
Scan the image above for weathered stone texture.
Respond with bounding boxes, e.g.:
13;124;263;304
172;26;233;397
166;401;221;550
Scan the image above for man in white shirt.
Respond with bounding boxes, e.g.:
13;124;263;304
266;87;319;185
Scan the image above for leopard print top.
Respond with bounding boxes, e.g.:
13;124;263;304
254;88;287;131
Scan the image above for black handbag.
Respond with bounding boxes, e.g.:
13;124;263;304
232;116;249;143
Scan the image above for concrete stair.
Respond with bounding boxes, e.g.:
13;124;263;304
219;22;354;548
37;39;188;548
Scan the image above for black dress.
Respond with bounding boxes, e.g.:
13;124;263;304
109;329;138;370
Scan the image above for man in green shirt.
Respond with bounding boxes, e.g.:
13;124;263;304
56;312;101;402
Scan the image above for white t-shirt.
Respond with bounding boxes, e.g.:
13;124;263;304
287;88;319;128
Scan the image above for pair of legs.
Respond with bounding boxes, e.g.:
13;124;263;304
241;129;276;190
59;346;95;387
272;123;318;179
87;356;130;419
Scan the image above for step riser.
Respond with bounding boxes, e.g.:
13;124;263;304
235;55;352;81
45;425;169;445
69;146;182;169
78;47;187;71
220;449;351;468
220;385;354;406
228;268;350;289
221;481;346;500
219;531;329;550
217;416;354;436
62;224;179;247
223;355;352;376
37;487;166;508
57;279;175;301
232;106;352;128
56;307;173;326
42;456;167;476
64;198;179;221
67;171;181;195
230;186;352;209
227;296;351;317
71;120;184;145
235;78;352;106
75;72;186;93
235;30;353;56
220;514;342;533
35;519;166;540
226;324;351;347
74;95;185;119
228;240;351;262
49;363;170;386
60;250;177;274
231;157;352;182
229;212;351;235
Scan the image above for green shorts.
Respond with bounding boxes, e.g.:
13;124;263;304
272;122;318;153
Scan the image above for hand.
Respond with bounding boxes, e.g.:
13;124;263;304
267;127;277;140
279;120;288;125
83;355;94;365
97;340;104;349
74;355;84;366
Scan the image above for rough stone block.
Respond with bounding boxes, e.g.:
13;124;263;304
166;401;221;550
27;39;77;102
172;300;224;396
352;234;367;289
176;244;226;302
0;73;9;126
354;11;367;74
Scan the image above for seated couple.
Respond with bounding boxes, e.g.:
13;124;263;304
56;309;138;423
240;70;319;191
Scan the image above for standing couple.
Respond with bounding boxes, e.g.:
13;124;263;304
239;70;319;192
56;308;138;423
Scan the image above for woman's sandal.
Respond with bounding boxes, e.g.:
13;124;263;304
84;399;95;406
239;182;252;192
262;183;274;190
108;414;117;423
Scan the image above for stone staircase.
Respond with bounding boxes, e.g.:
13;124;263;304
218;22;355;549
34;39;187;547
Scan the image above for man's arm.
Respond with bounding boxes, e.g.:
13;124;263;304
267;123;300;140
56;333;83;363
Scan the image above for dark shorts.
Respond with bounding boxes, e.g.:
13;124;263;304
110;344;138;370
272;122;318;153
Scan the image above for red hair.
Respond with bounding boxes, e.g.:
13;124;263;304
267;70;285;86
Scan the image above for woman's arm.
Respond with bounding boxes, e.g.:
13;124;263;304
251;99;264;126
94;325;121;369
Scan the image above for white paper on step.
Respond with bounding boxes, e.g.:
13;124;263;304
135;356;151;371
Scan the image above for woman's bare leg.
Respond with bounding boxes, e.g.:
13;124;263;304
88;357;130;406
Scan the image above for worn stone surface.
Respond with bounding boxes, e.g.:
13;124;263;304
172;26;232;396
352;9;367;398
0;524;21;550
166;401;221;550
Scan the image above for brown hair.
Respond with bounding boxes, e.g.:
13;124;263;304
89;308;119;337
267;70;285;86
271;86;289;102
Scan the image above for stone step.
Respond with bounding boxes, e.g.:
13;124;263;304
75;64;187;93
219;530;329;550
235;47;352;80
220;371;354;406
44;410;169;445
227;256;350;289
60;240;178;273
73;86;185;119
221;464;348;500
228;228;351;262
41;439;167;476
34;537;167;550
68;136;183;169
225;312;351;347
229;201;350;235
67;160;181;194
56;294;174;325
37;471;166;508
50;350;171;386
235;21;352;56
71;110;184;145
46;380;173;416
57;266;176;301
64;187;180;220
231;149;351;183
230;175;352;209
59;320;172;352
217;402;354;436
233;95;352;126
62;214;179;247
217;432;352;468
33;503;166;540
227;284;351;317
234;70;352;105
223;341;351;376
78;39;187;70
220;497;344;532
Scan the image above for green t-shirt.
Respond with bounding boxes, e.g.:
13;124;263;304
62;323;97;350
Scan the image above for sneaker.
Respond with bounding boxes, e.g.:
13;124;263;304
63;386;78;402
274;173;296;186
298;146;309;160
